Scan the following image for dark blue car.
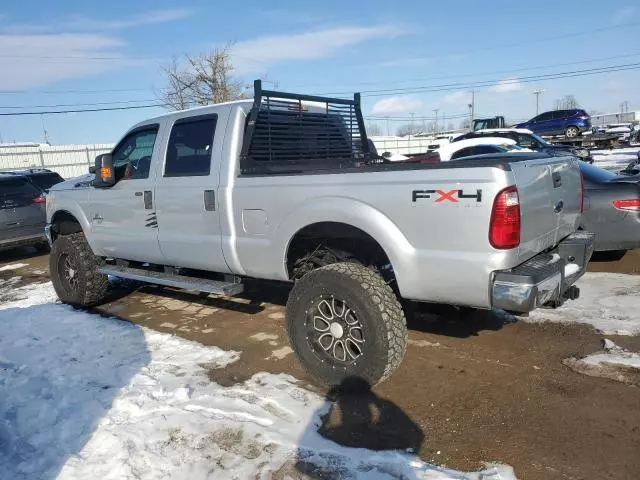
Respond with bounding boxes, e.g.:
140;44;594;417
515;109;591;138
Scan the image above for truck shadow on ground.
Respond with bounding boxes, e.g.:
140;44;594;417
285;377;424;479
0;245;48;263
405;303;515;338
108;278;514;339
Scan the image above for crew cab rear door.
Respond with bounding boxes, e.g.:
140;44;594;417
509;156;582;263
154;112;231;273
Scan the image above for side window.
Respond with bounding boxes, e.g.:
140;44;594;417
517;134;535;148
473;145;499;155
536;112;552;122
112;127;158;180
450;147;476;160
165;115;217;177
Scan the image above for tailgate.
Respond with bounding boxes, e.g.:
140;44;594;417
509;156;582;263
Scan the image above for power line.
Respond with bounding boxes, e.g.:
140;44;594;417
0;103;165;116
1;61;639;116
353;62;640;97
290;51;640;90
0;98;158;109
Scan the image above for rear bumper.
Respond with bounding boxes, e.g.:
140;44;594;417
491;232;595;313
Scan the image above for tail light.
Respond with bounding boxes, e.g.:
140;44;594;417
612;199;640;211
489;186;520;249
580;173;584;213
32;195;46;204
577;115;589;120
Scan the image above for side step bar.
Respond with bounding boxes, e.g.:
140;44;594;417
97;265;244;296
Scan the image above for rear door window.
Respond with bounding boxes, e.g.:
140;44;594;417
0;178;41;209
165;115;217;177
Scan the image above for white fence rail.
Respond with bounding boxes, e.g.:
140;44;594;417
0;144;113;178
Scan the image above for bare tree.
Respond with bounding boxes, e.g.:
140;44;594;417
447;122;455;131
366;123;383;136
459;118;471;130
554;95;580;110
159;44;249;110
396;123;417;136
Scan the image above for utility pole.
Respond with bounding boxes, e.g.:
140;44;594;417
40;114;50;145
410;112;415;136
533;90;544;115
433;109;439;135
470;90;475;123
385;116;390;136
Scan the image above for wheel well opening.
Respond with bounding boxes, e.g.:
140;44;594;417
286;222;394;281
51;211;83;240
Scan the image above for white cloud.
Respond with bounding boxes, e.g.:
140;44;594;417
4;9;192;34
611;6;636;25
488;77;522;93
0;33;133;90
375;57;431;68
370;96;423;115
443;90;469;105
230;25;401;75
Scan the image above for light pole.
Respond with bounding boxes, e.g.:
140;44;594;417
433;109;439;135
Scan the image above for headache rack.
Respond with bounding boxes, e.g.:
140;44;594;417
240;80;373;174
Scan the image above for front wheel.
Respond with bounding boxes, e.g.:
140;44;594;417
566;126;580;137
286;262;407;388
49;233;109;307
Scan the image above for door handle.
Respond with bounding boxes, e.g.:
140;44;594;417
143;191;153;210
93;214;104;222
204;190;215;211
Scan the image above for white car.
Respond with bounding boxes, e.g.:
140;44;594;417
436;137;532;161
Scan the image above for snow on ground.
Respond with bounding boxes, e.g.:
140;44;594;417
0;280;515;480
0;263;28;272
580;339;640;369
526;273;640;335
563;339;640;386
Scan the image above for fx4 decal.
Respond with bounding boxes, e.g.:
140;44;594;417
412;189;483;203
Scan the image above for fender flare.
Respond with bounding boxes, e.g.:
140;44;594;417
276;196;415;284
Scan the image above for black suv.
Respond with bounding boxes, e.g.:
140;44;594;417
0;170;64;252
3;169;65;192
452;129;593;163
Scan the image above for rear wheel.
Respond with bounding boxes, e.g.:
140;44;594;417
286;262;407;388
49;233;109;307
565;126;580;137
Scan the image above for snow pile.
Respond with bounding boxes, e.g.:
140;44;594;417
526;273;640;335
563;339;640;386
581;339;640;369
0;281;516;480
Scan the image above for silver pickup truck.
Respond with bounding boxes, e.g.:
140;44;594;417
45;81;594;387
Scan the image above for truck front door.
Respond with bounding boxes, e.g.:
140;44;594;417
154;113;230;273
88;125;165;264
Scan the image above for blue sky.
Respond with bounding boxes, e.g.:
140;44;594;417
1;0;639;143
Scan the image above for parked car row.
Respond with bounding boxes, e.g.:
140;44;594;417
0;169;64;252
